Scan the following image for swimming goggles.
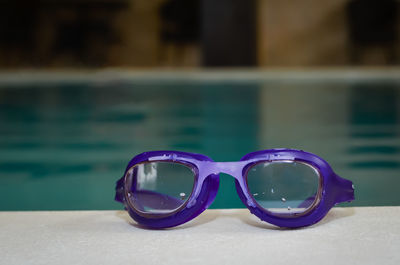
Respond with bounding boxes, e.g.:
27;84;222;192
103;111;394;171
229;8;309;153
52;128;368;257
115;149;354;228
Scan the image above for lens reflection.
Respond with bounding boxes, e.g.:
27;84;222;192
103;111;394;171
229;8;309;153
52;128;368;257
125;161;195;215
246;160;320;216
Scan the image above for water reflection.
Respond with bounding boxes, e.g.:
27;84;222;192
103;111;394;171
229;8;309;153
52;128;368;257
0;78;399;210
348;83;400;205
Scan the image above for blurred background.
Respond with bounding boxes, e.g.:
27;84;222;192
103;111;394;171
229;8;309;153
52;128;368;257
1;0;400;67
0;0;399;211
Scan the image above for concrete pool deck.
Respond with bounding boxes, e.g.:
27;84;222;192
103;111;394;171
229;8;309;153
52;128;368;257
1;68;400;85
1;207;399;265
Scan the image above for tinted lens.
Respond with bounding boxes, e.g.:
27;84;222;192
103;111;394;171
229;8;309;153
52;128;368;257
125;161;195;215
246;160;320;216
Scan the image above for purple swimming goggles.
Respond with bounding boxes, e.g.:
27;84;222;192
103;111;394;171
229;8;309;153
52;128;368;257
115;149;354;229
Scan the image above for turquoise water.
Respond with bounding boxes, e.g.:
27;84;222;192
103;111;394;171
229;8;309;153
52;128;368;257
0;76;399;210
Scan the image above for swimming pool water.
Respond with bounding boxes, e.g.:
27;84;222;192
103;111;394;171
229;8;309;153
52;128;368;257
0;74;399;210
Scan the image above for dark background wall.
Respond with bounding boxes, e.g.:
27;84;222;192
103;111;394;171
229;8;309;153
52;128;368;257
0;0;399;68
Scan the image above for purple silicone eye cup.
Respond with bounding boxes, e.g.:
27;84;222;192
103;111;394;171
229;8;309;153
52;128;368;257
115;149;354;229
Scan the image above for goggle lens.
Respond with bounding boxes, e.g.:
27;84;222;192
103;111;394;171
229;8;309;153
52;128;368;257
125;161;195;215
246;160;321;216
